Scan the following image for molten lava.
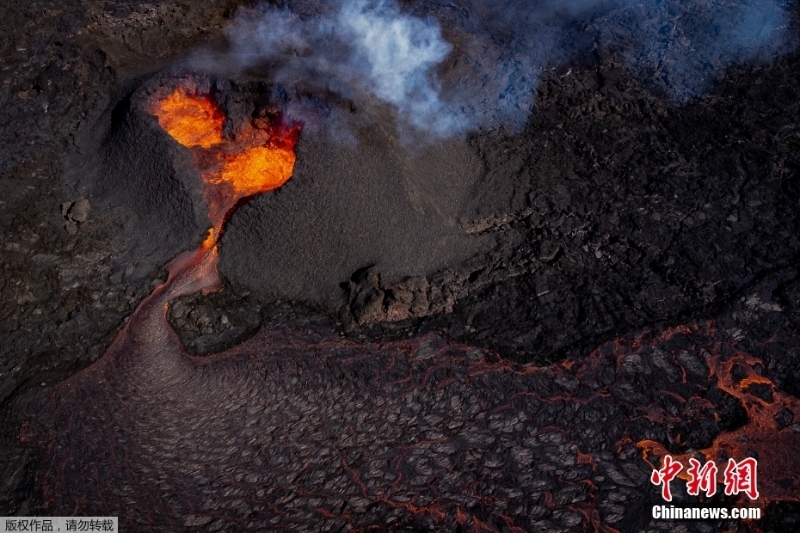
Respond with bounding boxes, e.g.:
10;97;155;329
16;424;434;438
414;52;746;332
218;146;296;196
151;88;300;236
636;325;800;509
152;88;224;148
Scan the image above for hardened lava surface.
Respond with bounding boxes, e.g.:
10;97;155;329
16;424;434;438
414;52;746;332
2;1;800;531
16;271;800;531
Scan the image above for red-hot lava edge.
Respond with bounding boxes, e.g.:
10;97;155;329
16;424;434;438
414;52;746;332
12;89;800;532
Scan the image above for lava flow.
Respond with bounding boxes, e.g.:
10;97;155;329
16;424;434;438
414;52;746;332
10;88;800;533
637;328;800;509
17;292;800;531
151;87;300;235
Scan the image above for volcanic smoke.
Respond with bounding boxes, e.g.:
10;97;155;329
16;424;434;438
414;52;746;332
196;0;796;139
1;1;799;533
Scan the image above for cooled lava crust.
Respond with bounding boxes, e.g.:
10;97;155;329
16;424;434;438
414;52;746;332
1;1;800;532
15;273;800;531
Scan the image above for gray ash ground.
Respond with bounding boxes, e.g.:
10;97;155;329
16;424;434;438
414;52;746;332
2;0;800;531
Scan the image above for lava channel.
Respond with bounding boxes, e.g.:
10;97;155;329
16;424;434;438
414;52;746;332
637;326;800;510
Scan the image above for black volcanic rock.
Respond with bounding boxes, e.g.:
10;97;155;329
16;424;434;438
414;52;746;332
2;1;800;532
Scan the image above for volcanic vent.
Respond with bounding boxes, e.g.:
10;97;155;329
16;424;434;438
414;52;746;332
150;86;300;233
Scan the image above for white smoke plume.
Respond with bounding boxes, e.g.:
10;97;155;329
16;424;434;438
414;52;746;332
193;0;796;139
219;0;463;136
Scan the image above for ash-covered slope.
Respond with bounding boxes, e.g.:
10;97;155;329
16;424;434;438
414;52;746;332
65;80;210;282
218;105;488;304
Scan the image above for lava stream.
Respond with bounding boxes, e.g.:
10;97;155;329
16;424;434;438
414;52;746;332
638;338;800;509
12;87;800;533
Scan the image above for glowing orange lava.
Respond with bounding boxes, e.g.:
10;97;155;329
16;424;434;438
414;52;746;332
150;87;301;241
152;88;224;148
218;146;296;196
200;228;217;252
637;331;800;509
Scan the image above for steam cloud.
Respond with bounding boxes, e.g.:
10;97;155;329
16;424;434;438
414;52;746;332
197;0;796;138
220;0;460;136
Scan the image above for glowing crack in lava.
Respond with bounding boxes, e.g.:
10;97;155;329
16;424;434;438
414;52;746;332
637;330;800;509
12;89;800;531
151;87;300;232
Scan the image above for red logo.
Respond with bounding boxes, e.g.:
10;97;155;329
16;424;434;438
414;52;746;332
650;455;683;501
686;458;718;497
650;455;759;501
723;457;759;500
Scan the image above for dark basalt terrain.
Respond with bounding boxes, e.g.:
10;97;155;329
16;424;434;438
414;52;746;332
2;0;800;531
